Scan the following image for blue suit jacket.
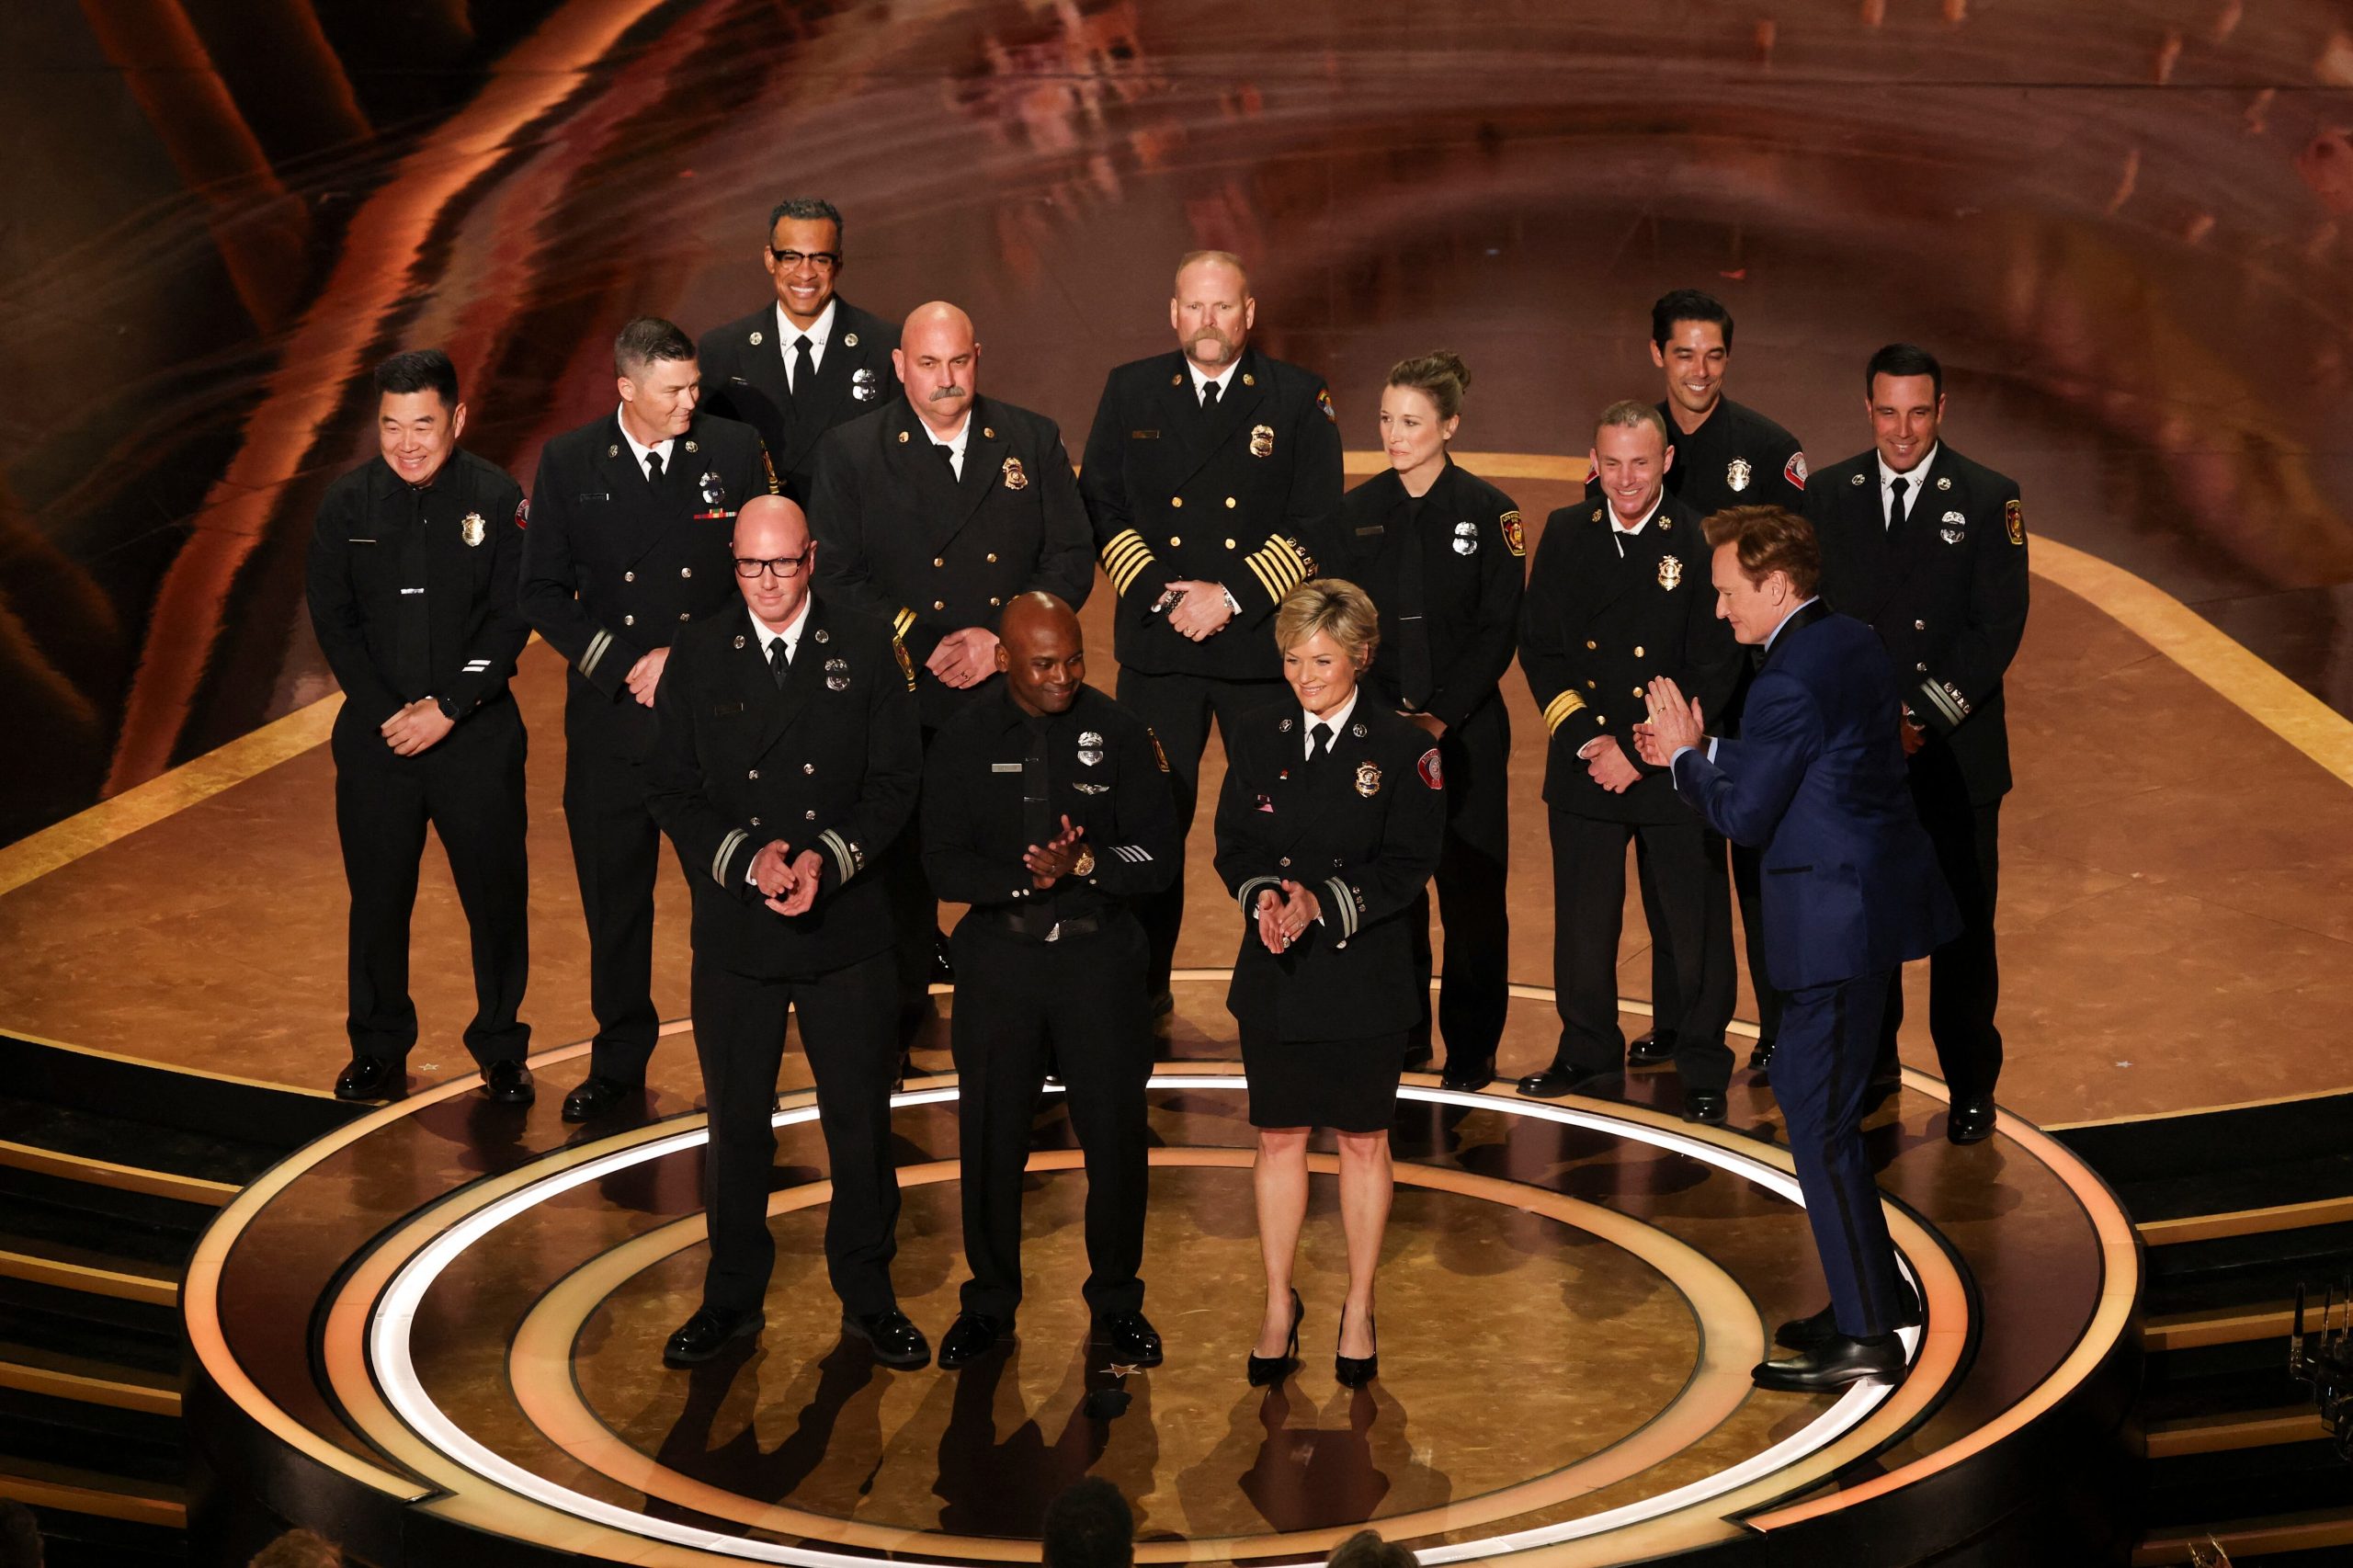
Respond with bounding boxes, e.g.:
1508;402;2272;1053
1671;606;1960;990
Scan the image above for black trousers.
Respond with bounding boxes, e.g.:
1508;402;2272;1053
1638;835;1780;1051
950;913;1153;1322
562;705;688;1085
333;700;529;1067
1547;808;1734;1093
1777;969;1908;1338
882;725;943;1015
1405;700;1511;1070
692;948;902;1317
1883;754;2003;1099
1115;667;1284;996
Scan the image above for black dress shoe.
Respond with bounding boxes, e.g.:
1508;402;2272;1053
1096;1310;1164;1367
1627;1030;1676;1067
481;1059;535;1105
843;1309;930;1368
1747;1039;1776;1074
1438;1058;1495;1092
1516;1064;1619;1100
1776;1282;1923;1351
1335;1303;1378;1389
937;1312;1008;1370
334;1055;398;1102
930;932;956;984
663;1306;762;1367
1751;1332;1905;1392
1247;1290;1303;1387
563;1074;642;1124
1681;1091;1728;1126
1946;1096;1997;1145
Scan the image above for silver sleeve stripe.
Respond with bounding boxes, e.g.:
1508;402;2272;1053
1920;678;1969;728
1324;877;1358;938
711;827;749;887
1111;845;1152;863
1236;875;1282;915
821;829;859;884
582;629;613;678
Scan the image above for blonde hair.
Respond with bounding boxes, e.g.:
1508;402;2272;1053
1274;577;1379;665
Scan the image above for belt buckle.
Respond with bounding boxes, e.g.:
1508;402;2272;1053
1044;920;1061;943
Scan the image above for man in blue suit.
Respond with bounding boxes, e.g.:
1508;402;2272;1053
1636;504;1958;1392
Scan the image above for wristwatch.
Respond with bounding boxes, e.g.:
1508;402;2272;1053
1071;845;1097;878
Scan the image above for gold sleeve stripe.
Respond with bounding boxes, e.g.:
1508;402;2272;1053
1101;529;1157;596
892;607;916;641
1244;534;1310;605
1542;691;1588;733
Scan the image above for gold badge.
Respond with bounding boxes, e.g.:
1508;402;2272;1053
1501;510;1525;556
1249;423;1275;459
1726;456;1752;492
843;331;858;347
1243;372;1256;387
1355;759;1381;798
2006;497;2025;545
1657;554;1684;591
749;330;763;346
1002;456;1029;491
460;513;486;548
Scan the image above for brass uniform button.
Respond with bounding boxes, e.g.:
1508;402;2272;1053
988;596;1002;607
1168;536;1181;548
933;557;945;568
1585;640;1597;650
985;552;998;563
1632;645;1644;658
1224;496;1236;508
1224;538;1236;549
1632;687;1644;698
1171;496;1184;508
933;599;946;610
1586;680;1597;690
623;614;634;626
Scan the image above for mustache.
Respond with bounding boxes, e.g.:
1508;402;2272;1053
927;384;968;401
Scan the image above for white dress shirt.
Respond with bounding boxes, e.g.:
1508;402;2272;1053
617;406;676;481
1876;444;1939;529
923;411;972;479
776;298;837;392
1187;358;1240;405
1300;689;1360;759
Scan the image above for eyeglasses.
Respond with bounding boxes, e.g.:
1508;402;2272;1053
734;554;810;578
768;249;841;271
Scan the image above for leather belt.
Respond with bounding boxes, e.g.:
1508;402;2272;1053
976;903;1106;944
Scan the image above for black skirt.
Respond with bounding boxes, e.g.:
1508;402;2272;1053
1239;1025;1406;1132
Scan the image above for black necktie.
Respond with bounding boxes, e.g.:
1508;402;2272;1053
1021;719;1053;847
1200;379;1222;413
767;636;790;688
1887;474;1909;532
1394;495;1434;710
1306;721;1333;767
790;334;813;401
936;442;957;477
393;486;433;699
645;448;665;486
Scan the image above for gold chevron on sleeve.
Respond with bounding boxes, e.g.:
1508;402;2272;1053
1542;690;1588;733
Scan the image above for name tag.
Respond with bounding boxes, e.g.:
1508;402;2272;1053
398;587;425;596
712;701;745;715
576;492;610;503
1353;525;1384;537
347;537;378;544
1130;429;1160;439
990;763;1023;773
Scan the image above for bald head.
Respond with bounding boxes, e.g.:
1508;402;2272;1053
1171;252;1254;373
733;494;813;630
996;592;1085;717
895;301;979;437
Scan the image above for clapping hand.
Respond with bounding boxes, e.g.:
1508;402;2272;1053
1023;813;1086;887
1638;676;1704;764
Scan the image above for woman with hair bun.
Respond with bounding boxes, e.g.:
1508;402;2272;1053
1213;577;1445;1389
1333;351;1527;1093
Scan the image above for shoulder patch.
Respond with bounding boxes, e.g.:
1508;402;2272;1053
1500;509;1525;557
892;636;916;690
1417;747;1444;790
1783;451;1807;490
1316;387;1336;424
514;496;529;528
2005;496;2025;546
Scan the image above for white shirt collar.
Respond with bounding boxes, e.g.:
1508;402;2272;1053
1876;442;1939;492
748;597;813;661
1302;687;1360;746
1187;357;1240;402
1764;597;1821;652
776;296;836;351
1608;493;1665;537
922;411;972;460
616;405;675;471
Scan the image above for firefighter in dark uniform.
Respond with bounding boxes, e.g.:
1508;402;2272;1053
810;301;1097;1027
920;593;1178;1372
644;494;929;1369
1805;343;2028;1146
1520;402;1744;1122
306;348;535;1105
1078;250;1345;1020
518;316;779;1124
698;197;901;505
1593;290;1806;1078
1332;351;1524;1092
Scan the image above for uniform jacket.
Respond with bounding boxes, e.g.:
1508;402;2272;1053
1334;460;1526;729
1804;443;2029;803
518;411;776;747
699;297;901;503
921;685;1179;919
808;395;1095;728
1079;347;1344;680
306;448;531;733
1212;700;1446;1040
1518;491;1741;823
1671;605;1959;989
644;596;921;980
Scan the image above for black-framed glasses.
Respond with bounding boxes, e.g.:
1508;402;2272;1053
768;248;840;271
734;553;810;578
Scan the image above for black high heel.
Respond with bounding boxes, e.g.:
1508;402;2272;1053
1246;1290;1303;1386
1335;1302;1379;1388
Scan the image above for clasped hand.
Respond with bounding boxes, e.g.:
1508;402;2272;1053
1254;880;1323;953
926;626;998;689
1163;581;1234;642
749;839;825;916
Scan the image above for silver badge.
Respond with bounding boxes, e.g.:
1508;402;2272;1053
813;628;829;643
1077;730;1104;767
1943;509;1965;526
1351;722;1369;738
824;655;850;691
608;444;621;458
851;367;879;403
699;472;725;506
750;330;764;346
1074;782;1109;794
1850;472;1865;485
1936;476;1951;491
1451;519;1479;556
733;634;746;649
1078;731;1103;747
1078;748;1104;767
1726;456;1752;492
1940;525;1967;544
1279;717;1294;733
843;331;859;347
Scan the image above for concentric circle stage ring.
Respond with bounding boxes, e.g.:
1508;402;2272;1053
183;984;2137;1568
